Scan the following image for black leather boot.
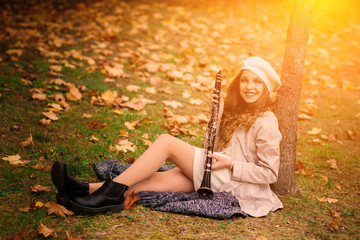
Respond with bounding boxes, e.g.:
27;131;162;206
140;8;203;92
51;161;89;207
69;178;128;213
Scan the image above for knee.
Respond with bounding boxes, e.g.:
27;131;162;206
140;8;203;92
156;134;173;144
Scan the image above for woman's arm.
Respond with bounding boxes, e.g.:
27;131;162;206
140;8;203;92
231;116;282;184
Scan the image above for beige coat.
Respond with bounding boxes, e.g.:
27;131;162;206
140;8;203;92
219;111;283;217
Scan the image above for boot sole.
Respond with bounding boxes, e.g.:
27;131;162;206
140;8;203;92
69;200;124;214
51;161;70;207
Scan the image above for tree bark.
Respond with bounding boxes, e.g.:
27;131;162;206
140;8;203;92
272;0;315;196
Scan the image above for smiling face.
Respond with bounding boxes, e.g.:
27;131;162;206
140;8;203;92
239;70;265;104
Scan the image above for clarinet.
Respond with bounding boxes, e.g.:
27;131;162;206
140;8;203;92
197;70;222;198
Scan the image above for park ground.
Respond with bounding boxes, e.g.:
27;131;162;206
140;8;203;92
0;0;359;239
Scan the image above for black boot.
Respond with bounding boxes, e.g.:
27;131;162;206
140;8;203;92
51;161;89;207
69;178;128;213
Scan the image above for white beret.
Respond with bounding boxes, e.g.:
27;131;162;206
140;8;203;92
239;57;281;93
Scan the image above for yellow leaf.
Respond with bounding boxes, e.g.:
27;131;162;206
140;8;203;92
35;202;44;208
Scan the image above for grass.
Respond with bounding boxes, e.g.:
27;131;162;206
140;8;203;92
0;0;360;239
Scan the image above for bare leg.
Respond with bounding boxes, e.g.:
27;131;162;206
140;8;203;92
89;134;195;193
124;168;194;196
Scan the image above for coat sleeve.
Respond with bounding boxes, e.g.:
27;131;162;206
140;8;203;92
231;115;282;184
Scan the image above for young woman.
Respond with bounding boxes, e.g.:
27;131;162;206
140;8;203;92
51;57;283;217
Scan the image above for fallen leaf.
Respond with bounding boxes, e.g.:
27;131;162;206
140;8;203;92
89;121;107;129
82;113;92;118
2;154;30;165
49;65;62;72
104;65;125;78
119;130;129;137
42;111;59;121
66;231;82;240
115;139;137;153
192;113;209;123
126;84;141;92
145;87;156;94
327;159;339;170
112;109;124;115
189;98;203;105
125;120;142;130
44;202;74;217
19;134;34;147
19;198;40;212
307;128;322;135
344;130;357;140
47;103;63;112
168;115;189;124
329;217;342;231
89;135;99;142
317;197;338;203
35;202;44;208
320;174;328;183
121;97;148;111
32;93;47;101
38;222;57;238
31;184;51;193
162;100;183;109
66;86;82;101
298;113;312;120
329;210;341;218
124;191;139;209
39;118;51;126
48;93;65;102
182;91;191;99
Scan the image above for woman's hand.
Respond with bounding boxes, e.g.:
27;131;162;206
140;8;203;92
210;88;224;116
207;153;232;170
210;88;223;104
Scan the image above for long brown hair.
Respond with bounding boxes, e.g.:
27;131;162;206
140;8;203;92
214;71;274;151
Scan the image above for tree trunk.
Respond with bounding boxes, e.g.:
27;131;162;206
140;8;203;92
272;0;315;196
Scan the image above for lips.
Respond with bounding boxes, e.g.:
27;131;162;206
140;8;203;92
244;92;257;97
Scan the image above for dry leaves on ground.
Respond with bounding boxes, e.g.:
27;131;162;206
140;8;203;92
124;191;139;209
44;202;74;217
38;222;57;238
31;184;51;193
18;134;34;147
2;154;30;165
